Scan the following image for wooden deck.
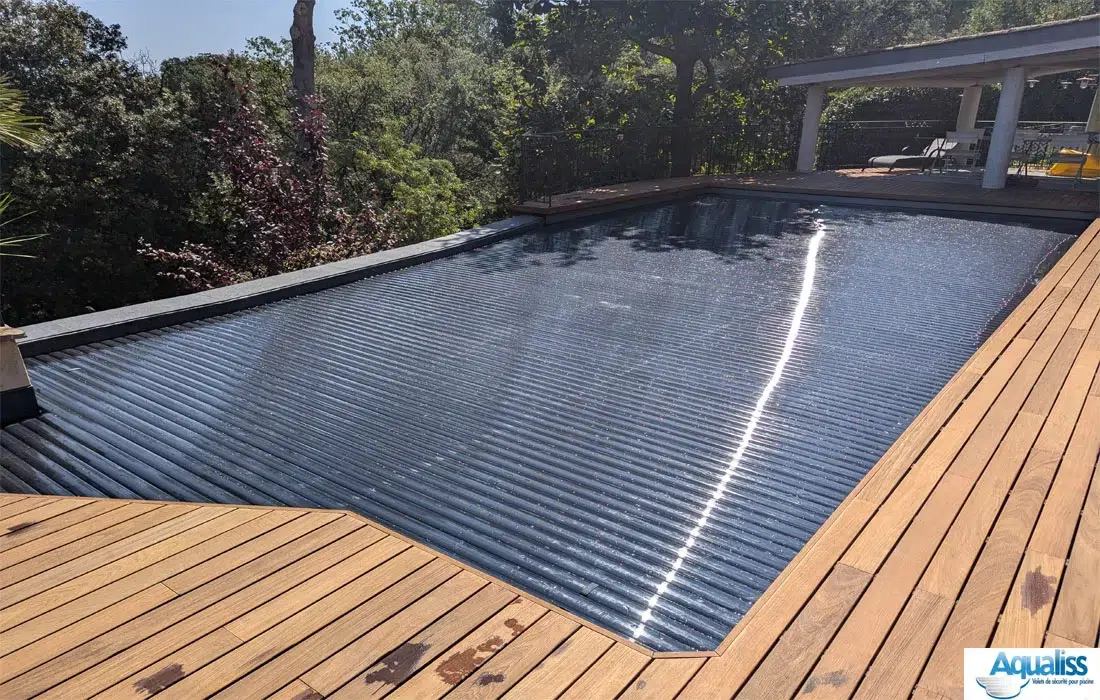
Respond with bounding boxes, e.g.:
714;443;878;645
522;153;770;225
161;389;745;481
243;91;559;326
1;219;1097;699
510;169;1100;219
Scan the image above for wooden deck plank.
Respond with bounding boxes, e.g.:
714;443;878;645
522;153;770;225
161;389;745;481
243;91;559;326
38;518;374;700
499;626;615;700
0;583;180;684
0;498;126;553
0;509;297;654
1044;632;1091;648
0;507;263;642
1046;396;1100;647
380;599;548;700
298;570;487;695
267;680;323;700
851;588;954;700
796;474;974;700
444;612;578;700
733;564;871;700
0;497;57;520
0;501;164;580
2;512;354;699
0;507;252;626
511;173;1099;217
916;407;1098;694
558;643;651;700
618;657;705;700
207;557;457;698
0;498;95;544
991;549;1065;648
0;504;219;605
159;514;374;595
157;555;452;699
1028;376;1100;561
94;533;400;700
854;343;1099;700
109;627;243;698
224;535;408;641
349;584;518;699
796;287;1100;700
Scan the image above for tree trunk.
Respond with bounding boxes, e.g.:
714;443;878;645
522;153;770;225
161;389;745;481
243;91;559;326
290;0;319;237
670;59;695;177
290;0;316;118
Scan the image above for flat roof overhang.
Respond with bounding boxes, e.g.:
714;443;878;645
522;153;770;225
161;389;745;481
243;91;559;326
768;14;1100;87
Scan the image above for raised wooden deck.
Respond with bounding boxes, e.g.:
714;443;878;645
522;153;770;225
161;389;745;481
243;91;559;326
1;220;1097;699
510;169;1100;219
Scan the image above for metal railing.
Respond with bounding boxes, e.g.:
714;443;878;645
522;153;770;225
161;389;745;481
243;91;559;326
815;120;952;170
815;120;1089;170
517;124;797;204
515;121;1092;203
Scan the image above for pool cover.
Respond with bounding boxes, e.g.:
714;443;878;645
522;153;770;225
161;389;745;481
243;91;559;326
0;195;1079;651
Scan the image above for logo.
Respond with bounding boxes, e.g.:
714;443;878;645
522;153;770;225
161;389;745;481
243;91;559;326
965;648;1098;699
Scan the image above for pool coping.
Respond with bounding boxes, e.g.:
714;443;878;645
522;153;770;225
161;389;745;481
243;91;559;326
516;175;1098;223
16;216;543;358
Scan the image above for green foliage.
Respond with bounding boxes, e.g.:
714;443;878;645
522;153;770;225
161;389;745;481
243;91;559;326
0;193;45;258
0;76;44;149
0;76;45;260
965;0;1099;33
352;122;473;243
822;85;1001;122
823;78;1095;125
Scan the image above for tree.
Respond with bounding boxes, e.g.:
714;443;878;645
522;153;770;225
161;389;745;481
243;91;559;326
290;0;316;120
0;0;193;322
543;1;783;175
141;78;394;291
965;0;1099;33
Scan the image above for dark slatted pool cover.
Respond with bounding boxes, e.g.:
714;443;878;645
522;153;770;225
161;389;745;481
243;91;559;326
0;195;1078;651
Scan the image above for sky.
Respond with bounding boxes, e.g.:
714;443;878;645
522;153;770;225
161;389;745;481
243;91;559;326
72;0;355;64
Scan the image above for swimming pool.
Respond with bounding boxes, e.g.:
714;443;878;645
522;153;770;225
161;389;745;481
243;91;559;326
0;194;1081;651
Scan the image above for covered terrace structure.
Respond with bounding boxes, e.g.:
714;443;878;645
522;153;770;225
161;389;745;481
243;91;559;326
770;14;1100;189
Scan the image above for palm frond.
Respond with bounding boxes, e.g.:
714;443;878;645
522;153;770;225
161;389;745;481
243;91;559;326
0;193;44;257
0;76;44;149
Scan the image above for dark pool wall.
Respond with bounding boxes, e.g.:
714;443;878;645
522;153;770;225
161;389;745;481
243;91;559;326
0;195;1078;651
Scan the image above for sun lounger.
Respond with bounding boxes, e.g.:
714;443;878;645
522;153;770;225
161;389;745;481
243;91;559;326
864;137;948;171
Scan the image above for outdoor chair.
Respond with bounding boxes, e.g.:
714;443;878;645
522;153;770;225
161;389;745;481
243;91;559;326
1046;132;1099;185
863;137;948;171
938;129;986;170
1010;129;1048;177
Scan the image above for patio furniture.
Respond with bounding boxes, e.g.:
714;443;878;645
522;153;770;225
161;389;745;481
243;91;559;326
863;137;948;171
1010;129;1050;176
1046;132;1099;184
938;129;986;170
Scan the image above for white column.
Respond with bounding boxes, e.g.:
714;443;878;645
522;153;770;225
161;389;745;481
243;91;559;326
982;66;1027;189
956;85;982;131
797;85;826;172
